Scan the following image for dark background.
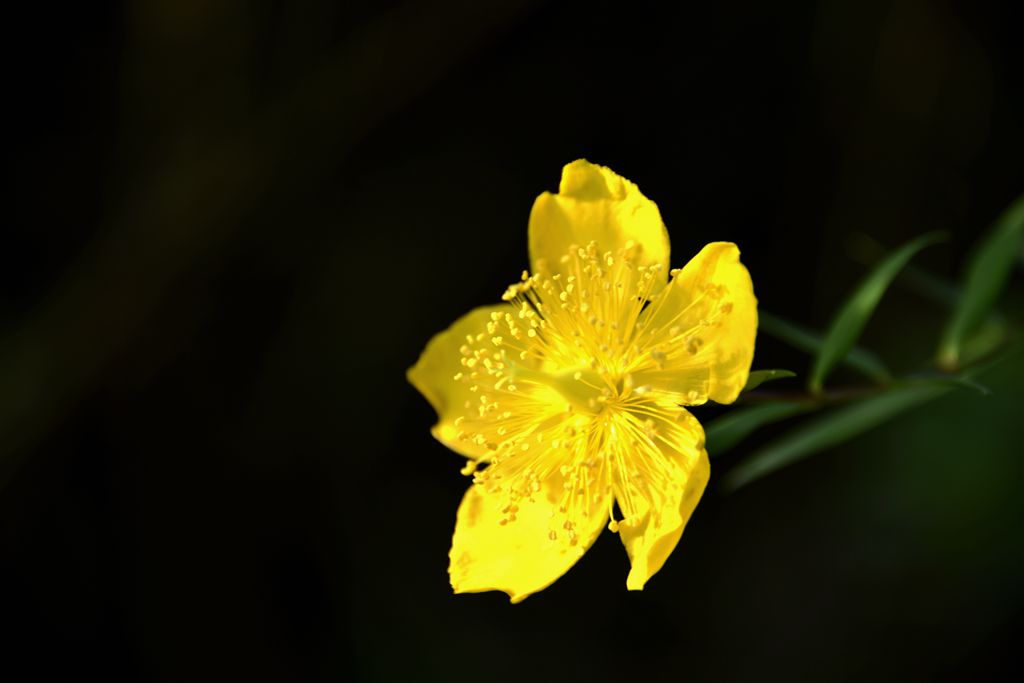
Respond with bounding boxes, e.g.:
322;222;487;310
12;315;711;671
2;1;1022;681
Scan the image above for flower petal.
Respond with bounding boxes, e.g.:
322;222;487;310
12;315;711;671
614;408;709;591
528;160;671;295
449;469;609;603
633;242;757;405
407;306;506;459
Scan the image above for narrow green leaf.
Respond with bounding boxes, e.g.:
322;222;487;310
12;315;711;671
933;376;991;396
759;311;890;383
722;383;951;492
939;194;1024;369
849;232;961;308
890;262;960;309
742;369;796;392
904;372;992;396
809;232;944;393
956;319;1008;368
705;401;813;457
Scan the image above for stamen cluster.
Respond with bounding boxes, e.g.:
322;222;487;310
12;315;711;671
450;241;734;545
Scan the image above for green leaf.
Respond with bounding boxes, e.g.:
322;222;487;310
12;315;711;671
722;382;951;492
903;372;992;396
956;319;1008;368
759;311;890;383
849;232;961;308
809;232;944;393
705;401;813;457
939;194;1024;370
932;376;992;396
742;369;796;392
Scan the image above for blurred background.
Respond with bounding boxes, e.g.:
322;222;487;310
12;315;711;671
2;0;1022;680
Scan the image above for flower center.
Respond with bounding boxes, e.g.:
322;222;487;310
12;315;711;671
446;241;694;536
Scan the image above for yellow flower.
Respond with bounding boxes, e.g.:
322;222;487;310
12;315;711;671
408;160;757;602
